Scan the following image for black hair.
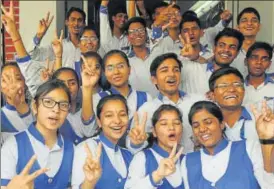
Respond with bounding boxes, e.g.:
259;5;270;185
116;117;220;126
237;7;260;25
66;7;86;23
208;67;244;91
123;17;146;34
108;2;127;33
182;10;197;18
79;24;98;38
214;28;244;51
51;67;80;89
151;1;169;19
188;101;223;125
246;42;273;60
150;53;182;76
102;50;130;71
152;104;182;126
96;94;128;118
1;62;20;71
179;15;201;32
80;51;102;67
172;4;181;12
34;79;71;104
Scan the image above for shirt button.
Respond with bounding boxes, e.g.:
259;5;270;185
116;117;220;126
118;178;122;183
48;178;53;183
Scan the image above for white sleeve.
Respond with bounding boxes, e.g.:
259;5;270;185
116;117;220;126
99;5;112;49
74;110;97;138
180;157;190;189
1;136;18;186
19;110;34;127
124;151;159;189
202;20;224;48
246;140;274;189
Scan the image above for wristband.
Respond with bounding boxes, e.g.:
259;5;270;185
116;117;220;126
13;38;21;43
259;139;274;145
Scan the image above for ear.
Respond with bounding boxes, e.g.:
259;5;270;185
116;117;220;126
31;100;38;116
220;121;225;131
151;75;158;85
96;117;102;128
65;19;69;27
112;15;116;22
152;127;157;138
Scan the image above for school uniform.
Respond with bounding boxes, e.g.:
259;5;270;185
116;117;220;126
1;123;74;189
128;91;206;154
71;133;133;189
124;143;184;189
181;138;274;189
1;103;33;144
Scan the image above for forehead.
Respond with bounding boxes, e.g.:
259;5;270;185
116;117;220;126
57;70;77;80
250;48;269;56
129;22;144;30
101;99;126;112
86;57;100;65
182;21;199;29
192;109;216;121
43;88;69;101
69;11;83;19
217;36;239;46
240;12;258;20
105;53;127;65
158;110;180;120
157;58;180;69
82;30;97;37
215;73;242;83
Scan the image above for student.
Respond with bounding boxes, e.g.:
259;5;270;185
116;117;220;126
208;67;258;141
130;53;205;154
243;42;274;106
181;100;274;189
1;80;74;188
231;7;274;76
71;94;133;189
125;104;184;189
1;63;33;144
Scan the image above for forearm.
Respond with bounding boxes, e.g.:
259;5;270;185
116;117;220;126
10;30;28;58
54;57;62;70
128;1;136;19
81;87;94;121
261;143;274;172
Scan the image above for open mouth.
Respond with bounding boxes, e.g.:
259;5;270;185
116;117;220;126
166;79;177;85
219;53;231;59
200;134;210;141
109;126;125;133
168;133;177;141
224;94;238;100
48;117;59;125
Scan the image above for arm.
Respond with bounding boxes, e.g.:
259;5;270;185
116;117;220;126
100;0;112;47
52;30;64;70
128;1;136;19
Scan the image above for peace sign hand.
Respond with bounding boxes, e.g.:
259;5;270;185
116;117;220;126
154;2;175;26
7;155;49;189
1;1;17;36
179;33;197;60
83;143;102;185
129;112;148;146
40;59;55;82
81;55;100;89
251;101;274;140
52;30;63;58
36;12;54;39
152;143;183;183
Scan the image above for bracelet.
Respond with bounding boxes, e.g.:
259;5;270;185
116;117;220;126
259;139;274;145
12;38;21;43
55;56;62;59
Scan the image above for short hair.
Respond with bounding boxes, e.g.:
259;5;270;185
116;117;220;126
66;7;86;23
80;24;98;38
246;42;273;60
123;17;146;34
150;53;182;76
179;15;201;32
214;28;244;51
34;79;71;104
188;101;223;125
51;67;80;89
208;67;244;91
152;104;182;126
172;4;181;12
182;10;197;18
96;94;128;118
1;62;20;72
237;7;260;25
151;1;169;17
102;50;130;71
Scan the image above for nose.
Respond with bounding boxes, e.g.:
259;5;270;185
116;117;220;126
52;103;61;113
227;84;236;92
199;124;207;133
113;114;122;124
168;123;175;130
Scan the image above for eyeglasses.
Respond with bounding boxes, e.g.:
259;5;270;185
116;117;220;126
40;98;70;112
80;36;98;43
248;55;270;63
105;63;127;72
214;82;244;90
239;18;259;24
128;28;146;36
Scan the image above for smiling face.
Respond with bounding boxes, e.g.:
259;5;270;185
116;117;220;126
152;58;181;96
112;13;128;29
153;110;183;152
192;109;224;152
128;22;147;47
238;13;260;38
97;99;129;144
168;7;182;28
212;74;245;111
214;36;240;66
80;30;99;53
66;11;85;35
181;21;202;46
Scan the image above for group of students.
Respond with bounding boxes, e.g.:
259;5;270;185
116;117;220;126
1;0;274;189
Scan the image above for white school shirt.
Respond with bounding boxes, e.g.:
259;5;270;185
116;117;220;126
181;140;274;189
100;5;130;54
127;91;206;154
124;144;183;189
71;134;128;188
224;106;259;141
243;75;274;107
1;124;69;181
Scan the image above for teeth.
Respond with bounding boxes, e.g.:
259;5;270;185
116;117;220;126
224;95;237;99
220;53;229;58
201;134;210;140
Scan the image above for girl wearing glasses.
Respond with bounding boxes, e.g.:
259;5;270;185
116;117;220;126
125;104;184;189
1;80;74;188
72;94;133;189
181;101;274;189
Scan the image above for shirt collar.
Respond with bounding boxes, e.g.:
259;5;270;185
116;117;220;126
128;47;151;58
99;132;119;152
5;103;17;111
157;90;186;102
28;122;63;148
206;62;215;72
151;143;169;158
203;138;228;155
240;107;252;121
109;86;133;97
245;74;274;86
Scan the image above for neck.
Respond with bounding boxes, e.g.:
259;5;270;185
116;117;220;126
35;122;57;149
248;74;265;88
133;45;148;60
168;27;180;41
113;26;122;38
161;90;180;103
222;107;242;128
70;100;77;113
114;84;130;97
70;33;80;47
158;143;173;153
242;37;256;52
205;137;223;155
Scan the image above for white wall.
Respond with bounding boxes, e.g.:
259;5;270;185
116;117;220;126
19;1;57;47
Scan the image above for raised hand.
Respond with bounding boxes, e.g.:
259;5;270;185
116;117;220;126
81;55;100;89
1;1;17;36
220;10;232;23
40;59;55;82
152;143;183;183
179;33;196;59
251;101;274;139
129;112;148;146
36;12;54;39
52;30;64;58
7;155;48;189
154;2;175;26
83;143;102;186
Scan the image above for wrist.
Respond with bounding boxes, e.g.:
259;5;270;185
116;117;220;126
152;170;164;183
82;179;97;189
259;138;274;145
36;33;44;40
